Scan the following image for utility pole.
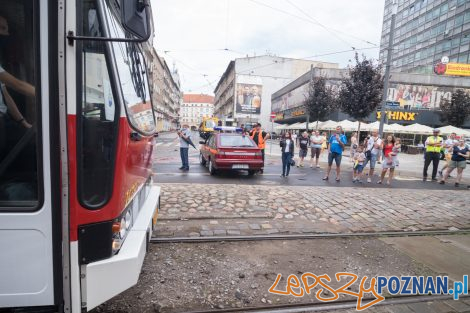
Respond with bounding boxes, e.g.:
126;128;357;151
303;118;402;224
305;64;314;133
379;1;398;137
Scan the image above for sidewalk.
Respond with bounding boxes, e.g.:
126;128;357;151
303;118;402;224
264;141;470;181
155;183;470;238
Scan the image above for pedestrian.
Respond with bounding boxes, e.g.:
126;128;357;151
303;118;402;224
310;130;323;168
280;132;295;177
352;144;366;183
249;122;270;174
423;129;443;182
292;131;298;146
177;124;192;171
350;132;358;162
363;130;383;183
377;135;399;185
297;131;309;167
439;139;469;187
323;126;347;182
321;132;328;155
439;132;458;177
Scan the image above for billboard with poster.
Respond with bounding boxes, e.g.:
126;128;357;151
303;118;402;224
236;83;263;114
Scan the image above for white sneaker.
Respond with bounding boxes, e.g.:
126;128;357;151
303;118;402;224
367;178;371;183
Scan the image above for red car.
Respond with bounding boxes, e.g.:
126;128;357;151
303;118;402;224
199;132;263;175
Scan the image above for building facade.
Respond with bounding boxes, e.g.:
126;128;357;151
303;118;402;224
272;67;470;128
147;48;182;131
380;0;470;74
213;55;339;130
180;94;215;130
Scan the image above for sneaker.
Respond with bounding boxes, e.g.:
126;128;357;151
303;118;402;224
300;164;304;168
316;165;320;168
438;170;443;177
439;181;445;185
455;182;460;187
377;180;382;184
422;177;427;182
432;178;438;182
367;178;371;183
296;165;300;168
280;174;285;177
179;167;185;170
322;176;328;180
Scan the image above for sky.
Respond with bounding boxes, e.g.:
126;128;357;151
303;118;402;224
150;0;386;95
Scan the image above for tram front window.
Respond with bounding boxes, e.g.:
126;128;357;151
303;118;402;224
0;1;40;210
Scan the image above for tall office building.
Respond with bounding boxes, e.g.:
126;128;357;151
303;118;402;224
380;0;470;74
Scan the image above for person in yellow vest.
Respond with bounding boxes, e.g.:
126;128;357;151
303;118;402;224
249;122;270;174
423;129;443;182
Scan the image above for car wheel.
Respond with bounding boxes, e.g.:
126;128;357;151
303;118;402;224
209;159;216;175
199;153;206;166
248;170;256;176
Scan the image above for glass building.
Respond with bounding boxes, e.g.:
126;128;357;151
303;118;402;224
380;0;470;74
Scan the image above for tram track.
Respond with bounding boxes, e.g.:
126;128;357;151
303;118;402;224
178;294;470;313
150;228;470;244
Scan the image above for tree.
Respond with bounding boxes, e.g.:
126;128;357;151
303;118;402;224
338;53;383;136
304;76;336;130
440;89;470;127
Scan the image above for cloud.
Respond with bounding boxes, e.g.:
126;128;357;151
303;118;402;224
150;0;385;94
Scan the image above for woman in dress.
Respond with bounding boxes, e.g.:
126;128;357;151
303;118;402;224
378;135;397;185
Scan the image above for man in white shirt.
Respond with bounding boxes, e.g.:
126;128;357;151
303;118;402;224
439;132;458;177
363;130;383;183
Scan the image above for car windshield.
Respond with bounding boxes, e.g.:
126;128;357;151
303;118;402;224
219;135;255;147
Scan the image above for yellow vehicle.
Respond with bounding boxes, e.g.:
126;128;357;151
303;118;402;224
199;117;219;139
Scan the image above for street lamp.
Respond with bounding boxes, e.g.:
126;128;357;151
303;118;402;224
379;0;398;137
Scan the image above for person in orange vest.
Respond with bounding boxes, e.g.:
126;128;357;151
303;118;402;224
250;122;270;174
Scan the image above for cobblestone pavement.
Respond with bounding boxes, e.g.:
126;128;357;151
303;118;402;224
155;183;470;237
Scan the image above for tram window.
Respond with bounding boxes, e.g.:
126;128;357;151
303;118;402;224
104;0;156;135
0;1;41;210
78;0;118;208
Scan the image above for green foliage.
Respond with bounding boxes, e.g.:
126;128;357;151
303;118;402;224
304;76;336;125
440;89;470;127
338;53;383;120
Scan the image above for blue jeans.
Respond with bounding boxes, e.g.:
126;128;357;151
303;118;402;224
282;152;293;176
180;147;189;169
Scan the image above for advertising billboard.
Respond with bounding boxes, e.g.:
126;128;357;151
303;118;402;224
235;83;263;114
434;62;470;77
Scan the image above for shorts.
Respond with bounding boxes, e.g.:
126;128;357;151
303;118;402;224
382;159;396;169
328;152;342;166
363;153;378;169
311;147;321;158
449;160;467;169
299;149;308;158
354;163;364;173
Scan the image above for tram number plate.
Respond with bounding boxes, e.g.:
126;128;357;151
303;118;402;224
232;164;249;169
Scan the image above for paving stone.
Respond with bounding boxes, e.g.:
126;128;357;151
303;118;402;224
188;232;200;237
249;224;261;230
213;229;227;236
261;224;273;229
200;230;214;236
227;230;241;235
445;300;470;312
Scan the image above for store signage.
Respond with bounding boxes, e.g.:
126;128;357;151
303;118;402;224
434;62;470;77
291;110;305;117
376;111;417;121
274;113;284;121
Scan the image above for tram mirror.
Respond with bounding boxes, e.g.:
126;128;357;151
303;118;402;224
121;0;150;40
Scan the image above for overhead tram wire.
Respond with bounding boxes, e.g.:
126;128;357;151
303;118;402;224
284;0;378;47
247;0;362;49
236;46;379;75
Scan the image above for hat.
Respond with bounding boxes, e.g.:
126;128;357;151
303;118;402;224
433;128;440;132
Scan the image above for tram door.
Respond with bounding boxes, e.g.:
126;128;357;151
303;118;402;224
0;0;59;308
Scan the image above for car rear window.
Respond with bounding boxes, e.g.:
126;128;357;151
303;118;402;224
219;135;255;147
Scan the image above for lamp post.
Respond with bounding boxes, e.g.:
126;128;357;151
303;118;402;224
379;1;398;137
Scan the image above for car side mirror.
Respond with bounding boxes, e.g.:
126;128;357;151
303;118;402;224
121;0;151;40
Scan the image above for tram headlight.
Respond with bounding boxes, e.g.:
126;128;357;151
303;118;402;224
112;208;133;254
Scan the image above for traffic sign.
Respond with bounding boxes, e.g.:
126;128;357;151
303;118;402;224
270;112;276;119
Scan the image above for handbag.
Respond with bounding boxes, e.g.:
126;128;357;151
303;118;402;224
365;150;372;159
290;158;295;166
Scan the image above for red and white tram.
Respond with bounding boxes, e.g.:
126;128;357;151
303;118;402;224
0;0;160;312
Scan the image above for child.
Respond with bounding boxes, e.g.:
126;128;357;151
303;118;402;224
353;145;366;183
392;138;401;167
